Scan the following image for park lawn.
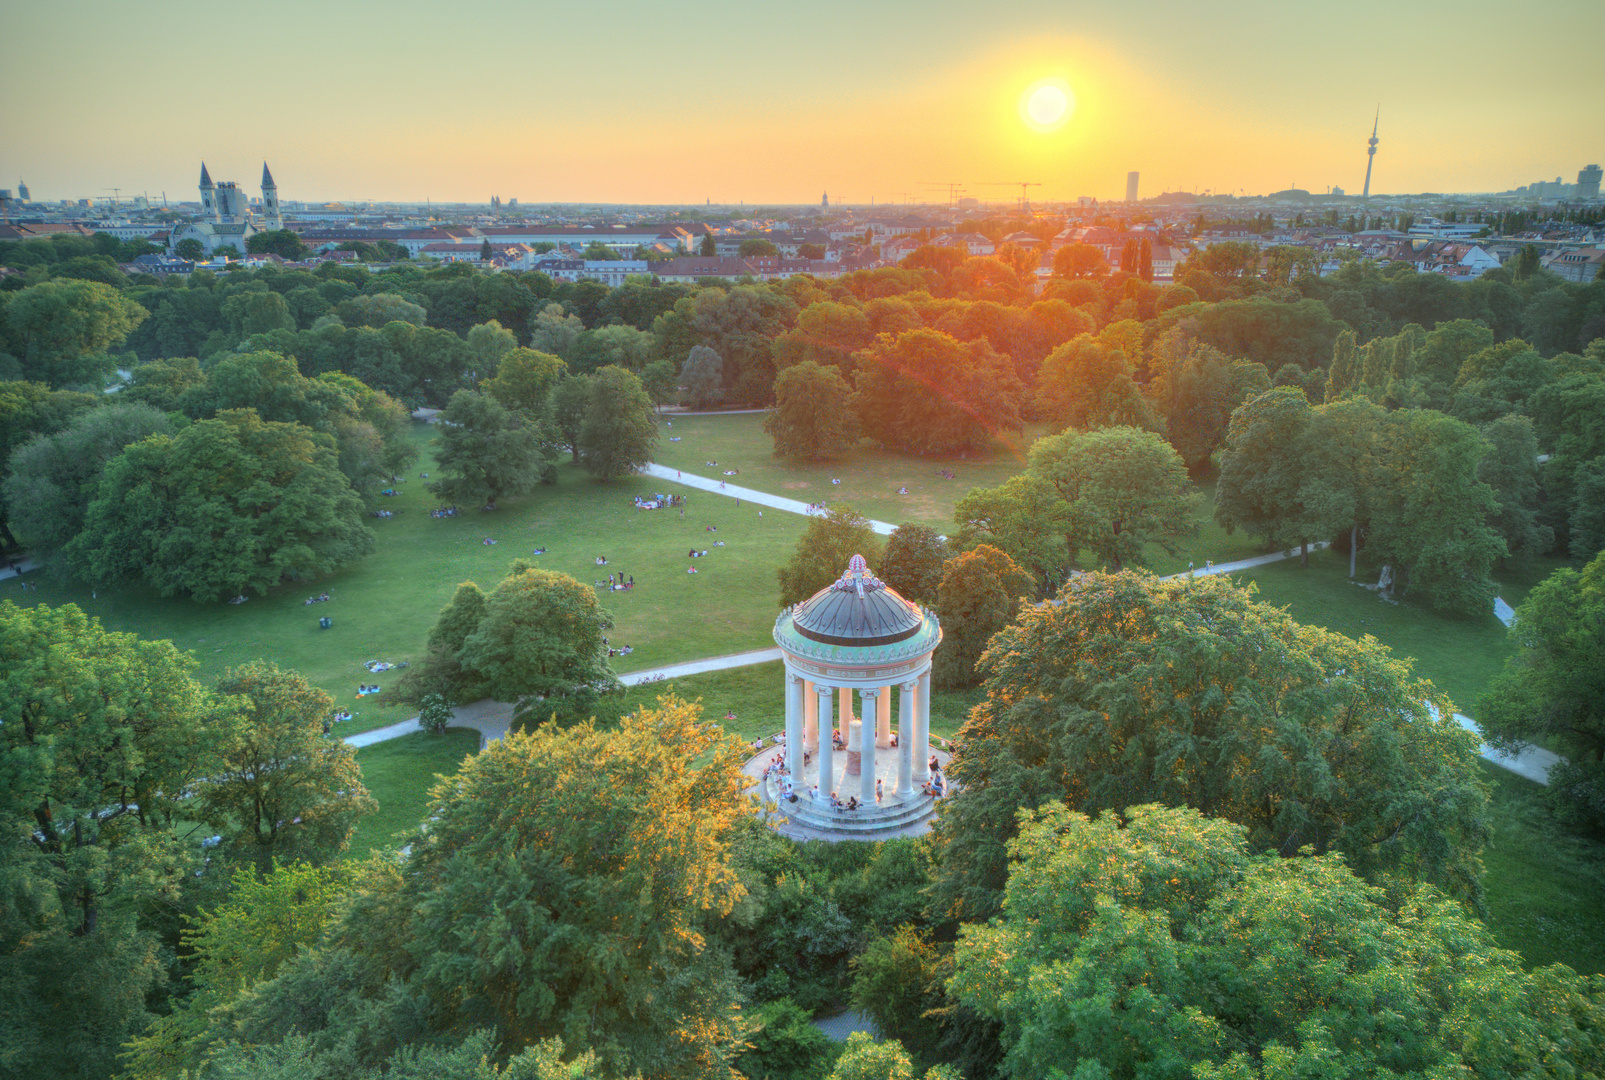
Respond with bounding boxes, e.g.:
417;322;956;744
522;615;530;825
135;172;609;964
6;422;810;736
651;411;1041;528
1477;761;1605;976
1228;547;1515;715
347;726;481;857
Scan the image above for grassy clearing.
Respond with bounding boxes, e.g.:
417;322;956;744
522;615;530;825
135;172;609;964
348;726;481;857
1478;761;1605;975
1228;547;1515;714
6;422;810;735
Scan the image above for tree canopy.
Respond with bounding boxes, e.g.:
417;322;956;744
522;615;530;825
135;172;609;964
765;359;860;461
930;571;1488;922
430;389;550;509
777;506;884;608
578;364;656;482
951;803;1605;1080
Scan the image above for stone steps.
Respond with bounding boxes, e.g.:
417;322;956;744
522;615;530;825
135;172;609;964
777;792;938;834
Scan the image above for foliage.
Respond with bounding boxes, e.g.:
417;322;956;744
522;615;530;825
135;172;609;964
1035;334;1154;434
0;379;101;546
430;389;549;509
2;277;146;387
1144;331;1271;473
878;524;950;607
765;359;861;461
1480;552;1605;833
117;860;350;1080
930;572;1488;922
418;692;455;735
67;409;375;601
2;402;170;561
578;364;657;482
246;229;310;260
854;329;1023;455
737;997;838;1080
826;1032;958;1080
682;343;725;408
950;802;1605;1080
1479;412;1555;564
849;926;948;1069
0;602;220;1080
777;505;884;607
952;473;1075;598
932;545;1033;690
455;563;618;724
202;662;375;869
394;697;751;1079
1028;426;1199;572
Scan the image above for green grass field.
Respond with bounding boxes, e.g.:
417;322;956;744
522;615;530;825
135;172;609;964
348;726;481;857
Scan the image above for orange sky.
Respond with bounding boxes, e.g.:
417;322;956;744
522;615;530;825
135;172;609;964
3;0;1601;205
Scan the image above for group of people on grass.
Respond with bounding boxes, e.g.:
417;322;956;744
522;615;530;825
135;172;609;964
431;506;459;518
304;592;332;605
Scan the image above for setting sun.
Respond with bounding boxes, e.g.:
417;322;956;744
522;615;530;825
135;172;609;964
1021;78;1074;131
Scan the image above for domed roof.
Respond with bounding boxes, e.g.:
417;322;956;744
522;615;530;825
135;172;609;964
789;554;925;647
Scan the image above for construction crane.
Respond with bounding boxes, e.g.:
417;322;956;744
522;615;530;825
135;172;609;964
104;187;122;208
980;181;1041;213
919;182;965;208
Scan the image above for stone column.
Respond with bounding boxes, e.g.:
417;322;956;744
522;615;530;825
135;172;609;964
786;673;804;783
876;688;892;748
803;679;818;752
913;672;930;786
897;680;916;798
859;687;879;804
838;685;853;734
917;669;933;786
815;684;834;801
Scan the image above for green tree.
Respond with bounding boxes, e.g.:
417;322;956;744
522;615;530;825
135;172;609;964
466;318;517;379
930;572;1487;922
430;389;547;509
878;523;950;608
581;240;615;261
418;692;455;735
1145;332;1270;473
457;564;618;725
117;860;349;1080
202;662;375;869
737;998;837;1080
174;237;205;261
1369;409;1506;616
681;344;725;408
854;329;1024;455
1028;426;1199;572
1479;552;1605;832
0;380;100;548
932;544;1034;690
1035;334;1156;434
765;359;861;461
1479;413;1555;565
699;233;717;256
578;364;657;482
849;927;948;1071
547;372;592;464
640;358;678;411
777;506;884;607
826;1031;959;1080
1297;395;1387;576
398;697;750;1079
246;229;310;260
740;238;780;258
3;278;147;387
396;581;493;704
68;410;375;601
951;474;1074;598
121;354;206;411
950;803;1604;1080
334;291;427;328
0;602;221;1080
3;402;169;562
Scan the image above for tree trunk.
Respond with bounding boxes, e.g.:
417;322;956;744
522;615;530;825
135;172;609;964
1349;523;1358;579
1300;539;1309;567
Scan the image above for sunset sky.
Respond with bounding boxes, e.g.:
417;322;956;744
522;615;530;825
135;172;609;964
4;0;1601;206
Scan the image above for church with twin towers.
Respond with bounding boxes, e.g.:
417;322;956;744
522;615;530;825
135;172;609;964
167;162;282;257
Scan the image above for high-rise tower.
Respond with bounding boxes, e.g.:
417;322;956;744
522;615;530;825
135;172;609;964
1126;171;1140;202
200;162;217;219
1362;108;1379;200
17;180;29;202
260;162;281;230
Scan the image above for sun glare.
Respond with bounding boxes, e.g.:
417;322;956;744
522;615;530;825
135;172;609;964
1021;79;1073;131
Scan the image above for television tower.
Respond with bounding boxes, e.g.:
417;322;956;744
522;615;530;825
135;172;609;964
1362;107;1379;200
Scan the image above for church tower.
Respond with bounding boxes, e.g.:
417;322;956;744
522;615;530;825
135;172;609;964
200;162;217;220
261;162;281;230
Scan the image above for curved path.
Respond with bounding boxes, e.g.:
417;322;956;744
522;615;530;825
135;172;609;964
345;470;1557;786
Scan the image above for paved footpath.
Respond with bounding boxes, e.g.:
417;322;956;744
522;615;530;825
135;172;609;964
346;472;1557;785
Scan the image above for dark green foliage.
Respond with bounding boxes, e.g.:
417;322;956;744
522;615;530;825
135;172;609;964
578;364;657;482
430;389;547;509
878;524;950;607
931;572;1488;922
68;409;375;601
777;505;883;608
765;359;860;461
1480;553;1605;833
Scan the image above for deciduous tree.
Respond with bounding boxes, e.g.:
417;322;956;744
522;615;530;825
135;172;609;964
430;389;547;509
854;328;1023;455
765;359;860;461
930;572;1487;922
578;364;657;482
931;545;1033;690
777;506;883;607
878;524;950;607
2;278;146;387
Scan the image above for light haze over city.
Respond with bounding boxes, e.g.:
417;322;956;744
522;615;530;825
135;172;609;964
3;0;1602;204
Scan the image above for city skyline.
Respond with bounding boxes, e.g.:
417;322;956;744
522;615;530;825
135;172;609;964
3;0;1601;206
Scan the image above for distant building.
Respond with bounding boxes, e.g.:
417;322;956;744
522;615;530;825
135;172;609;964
16;180;28;201
1542;248;1605;283
1362;109;1380;199
1126;171;1139;203
1579;165;1603;200
170;162;282;256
